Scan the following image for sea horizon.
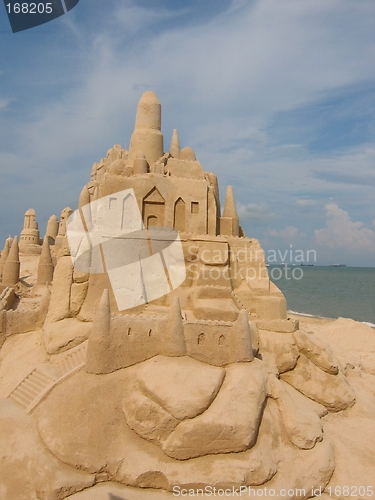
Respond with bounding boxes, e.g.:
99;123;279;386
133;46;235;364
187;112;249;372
268;265;375;327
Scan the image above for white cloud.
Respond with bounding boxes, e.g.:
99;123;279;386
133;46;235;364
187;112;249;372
267;226;298;239
237;203;276;224
114;4;187;35
315;204;375;251
295;199;318;207
13;0;375;166
0;99;9;110
264;226;308;247
0;0;374;267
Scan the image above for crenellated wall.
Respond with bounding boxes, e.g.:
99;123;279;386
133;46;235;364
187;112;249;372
85;292;256;374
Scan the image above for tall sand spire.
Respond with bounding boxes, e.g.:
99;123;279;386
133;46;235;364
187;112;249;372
2;236;20;285
223;185;239;219
45;215;59;245
169;128;180;158
232;309;254;362
0;238;11;280
221;185;239;237
20;208;41;254
37;236;54;285
165;296;186;356
85;289;111;374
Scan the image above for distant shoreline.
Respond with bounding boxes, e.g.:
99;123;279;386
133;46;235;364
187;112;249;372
288;311;375;329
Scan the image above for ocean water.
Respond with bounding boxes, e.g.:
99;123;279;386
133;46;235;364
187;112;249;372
268;265;375;325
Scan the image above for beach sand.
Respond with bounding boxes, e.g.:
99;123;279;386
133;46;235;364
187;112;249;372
1;308;375;499
288;312;334;328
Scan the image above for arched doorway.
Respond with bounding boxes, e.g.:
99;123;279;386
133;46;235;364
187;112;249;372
142;187;165;228
174;198;186;232
147;215;158;227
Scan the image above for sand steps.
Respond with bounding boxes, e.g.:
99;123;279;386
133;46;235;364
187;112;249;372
9;368;55;410
58;342;87;375
8;341;88;413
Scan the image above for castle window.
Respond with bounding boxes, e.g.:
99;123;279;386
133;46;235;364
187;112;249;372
219;335;225;346
109;197;117;210
148;329;153;337
198;333;205;345
127;327;132;335
191;202;199;214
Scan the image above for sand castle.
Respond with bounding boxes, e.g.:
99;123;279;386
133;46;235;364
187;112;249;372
0;92;374;500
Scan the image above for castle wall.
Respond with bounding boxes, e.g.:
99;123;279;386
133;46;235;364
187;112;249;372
98;174;212;235
184;321;246;366
108;315;167;371
86;311;254;374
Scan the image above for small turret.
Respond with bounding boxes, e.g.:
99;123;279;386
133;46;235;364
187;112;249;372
169;129;180;158
45;215;59;245
223;186;238;219
232;309;254;363
165;297;186;357
133;151;149;175
19;208;41;254
37;236;54;285
2;236;20;286
85;289;112;374
54;207;73;252
0;237;11;281
220;185;239;237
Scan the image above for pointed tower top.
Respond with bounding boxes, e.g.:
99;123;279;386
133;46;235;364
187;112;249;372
92;288;111;336
169;129;180;158
169;296;182;320
223;185;239;219
8;235;19;261
37;236;54;285
98;288;110;312
85;289;111;375
138;90;160;104
2;237;10;253
166;296;186;357
40;236;52;263
0;239;10;267
233;309;254;362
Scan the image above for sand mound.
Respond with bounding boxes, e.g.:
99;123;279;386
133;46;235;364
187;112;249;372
319;317;375;353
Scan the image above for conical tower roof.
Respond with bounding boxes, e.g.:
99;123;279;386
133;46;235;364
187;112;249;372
169;128;180;158
223;185;239;219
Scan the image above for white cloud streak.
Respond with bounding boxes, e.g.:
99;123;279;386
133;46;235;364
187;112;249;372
0;0;374;265
315;204;375;252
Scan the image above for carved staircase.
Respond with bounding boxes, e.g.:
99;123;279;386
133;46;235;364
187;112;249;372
7;341;88;413
8;368;56;411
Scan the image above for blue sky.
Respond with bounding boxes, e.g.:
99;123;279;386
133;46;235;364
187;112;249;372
0;0;374;266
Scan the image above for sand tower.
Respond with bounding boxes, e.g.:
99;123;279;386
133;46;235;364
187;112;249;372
128;91;164;166
19;209;41;254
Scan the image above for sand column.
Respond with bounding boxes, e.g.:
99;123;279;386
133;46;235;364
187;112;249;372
128;91;164;166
